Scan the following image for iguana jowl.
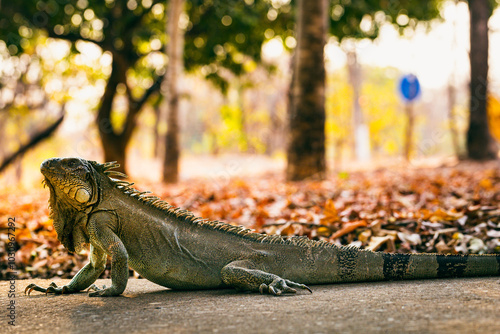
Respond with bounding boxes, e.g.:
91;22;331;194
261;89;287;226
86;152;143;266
26;157;500;297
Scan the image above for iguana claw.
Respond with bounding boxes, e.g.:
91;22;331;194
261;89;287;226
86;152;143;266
25;282;73;296
258;278;312;296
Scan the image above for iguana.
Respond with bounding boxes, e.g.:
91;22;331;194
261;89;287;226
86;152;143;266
25;157;500;297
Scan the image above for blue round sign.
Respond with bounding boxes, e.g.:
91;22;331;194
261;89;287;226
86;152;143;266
399;74;421;102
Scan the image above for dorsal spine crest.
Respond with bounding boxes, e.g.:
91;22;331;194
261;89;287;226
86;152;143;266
91;160;338;250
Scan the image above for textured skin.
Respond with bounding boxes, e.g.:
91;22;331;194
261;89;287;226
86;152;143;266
25;157;500;297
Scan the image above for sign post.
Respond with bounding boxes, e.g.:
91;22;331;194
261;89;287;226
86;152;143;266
399;74;421;161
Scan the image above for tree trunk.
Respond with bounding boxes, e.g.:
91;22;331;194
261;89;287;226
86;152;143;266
347;49;370;162
162;0;185;183
101;135;127;172
286;0;328;181
153;104;161;158
404;103;414;161
96;53;127;171
237;84;249;152
152;96;163;158
97;51;162;173
448;82;461;158
467;0;496;160
448;0;462;159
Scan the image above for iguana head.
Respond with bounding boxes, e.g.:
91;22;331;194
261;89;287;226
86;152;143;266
41;157;99;209
41;157;100;252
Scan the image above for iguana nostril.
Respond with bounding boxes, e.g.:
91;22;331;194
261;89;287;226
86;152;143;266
40;160;49;172
40;158;62;173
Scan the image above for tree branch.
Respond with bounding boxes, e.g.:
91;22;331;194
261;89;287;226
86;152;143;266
135;74;165;110
122;74;164;141
0;110;65;173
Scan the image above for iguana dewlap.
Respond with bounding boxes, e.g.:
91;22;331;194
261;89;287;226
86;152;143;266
25;157;500;297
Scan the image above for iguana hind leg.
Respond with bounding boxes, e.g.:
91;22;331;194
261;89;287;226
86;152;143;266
221;260;312;296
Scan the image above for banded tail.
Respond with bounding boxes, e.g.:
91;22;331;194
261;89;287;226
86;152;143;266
331;248;500;283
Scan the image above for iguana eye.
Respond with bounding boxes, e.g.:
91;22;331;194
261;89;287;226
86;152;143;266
67;160;77;168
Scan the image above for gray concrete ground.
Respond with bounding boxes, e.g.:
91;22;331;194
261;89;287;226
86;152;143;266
2;278;500;333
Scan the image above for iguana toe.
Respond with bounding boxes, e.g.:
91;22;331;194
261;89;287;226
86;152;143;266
45;285;62;294
88;290;106;297
87;284;123;297
285;280;312;293
25;283;47;295
88;289;120;297
259;278;311;296
87;283;105;292
25;282;64;295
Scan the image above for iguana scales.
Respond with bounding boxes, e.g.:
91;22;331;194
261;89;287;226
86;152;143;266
26;157;500;297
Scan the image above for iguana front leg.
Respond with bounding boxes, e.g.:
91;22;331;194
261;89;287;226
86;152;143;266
221;260;312;296
25;244;107;295
85;212;129;297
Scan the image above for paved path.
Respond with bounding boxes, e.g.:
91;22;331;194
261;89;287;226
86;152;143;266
2;278;500;333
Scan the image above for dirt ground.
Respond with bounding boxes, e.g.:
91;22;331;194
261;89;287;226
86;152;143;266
2;277;499;333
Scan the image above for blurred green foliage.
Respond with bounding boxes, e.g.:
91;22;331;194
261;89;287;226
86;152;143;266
326;67;407;159
0;0;450;167
0;0;442;93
